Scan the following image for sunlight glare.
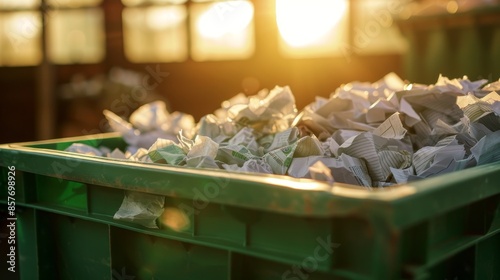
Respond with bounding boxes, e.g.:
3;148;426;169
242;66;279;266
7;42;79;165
276;0;347;47
197;1;253;39
146;6;186;30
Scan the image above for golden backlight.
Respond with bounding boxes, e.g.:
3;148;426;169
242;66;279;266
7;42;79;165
277;0;346;47
123;6;188;63
0;12;41;66
196;1;253;39
48;9;105;64
0;0;39;9
276;0;348;58
47;0;101;7
191;0;254;61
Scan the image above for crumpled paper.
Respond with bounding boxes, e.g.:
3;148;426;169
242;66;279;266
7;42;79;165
68;73;500;189
60;73;500;230
113;191;165;229
104;101;195;148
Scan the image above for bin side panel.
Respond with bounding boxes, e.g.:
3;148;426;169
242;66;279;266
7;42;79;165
49;213;111;280
110;226;230;280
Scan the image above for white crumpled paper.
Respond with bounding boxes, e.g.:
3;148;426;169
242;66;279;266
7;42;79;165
104;101;195;148
60;73;500;230
113;191;165;229
67;73;500;189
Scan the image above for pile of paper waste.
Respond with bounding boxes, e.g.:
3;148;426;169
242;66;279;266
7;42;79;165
66;73;500;188
65;73;500;228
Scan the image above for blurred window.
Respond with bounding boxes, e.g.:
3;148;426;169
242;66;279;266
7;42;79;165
0;0;104;66
0;0;412;66
47;0;105;64
121;0;255;62
0;0;39;9
0;11;42;66
122;4;188;62
46;0;102;7
276;0;349;58
0;0;41;66
276;0;410;58
190;0;255;61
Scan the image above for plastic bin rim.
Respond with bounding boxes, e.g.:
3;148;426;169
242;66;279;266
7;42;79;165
2;133;500;226
2;132;499;202
0;133;417;201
